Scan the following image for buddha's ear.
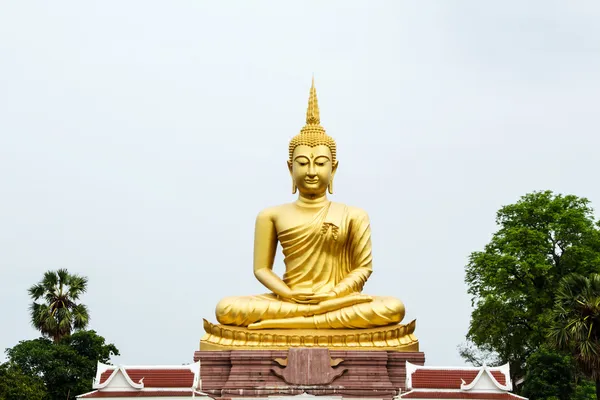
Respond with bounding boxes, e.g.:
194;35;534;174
329;160;339;195
287;160;297;194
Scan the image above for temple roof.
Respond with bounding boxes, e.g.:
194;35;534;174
400;362;527;400
77;362;205;399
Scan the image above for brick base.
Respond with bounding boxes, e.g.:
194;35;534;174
194;349;425;399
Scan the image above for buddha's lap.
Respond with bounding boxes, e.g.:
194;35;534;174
215;293;404;326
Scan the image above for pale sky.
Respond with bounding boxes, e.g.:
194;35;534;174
1;1;599;367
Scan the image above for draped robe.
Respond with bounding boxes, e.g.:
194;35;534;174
215;202;404;329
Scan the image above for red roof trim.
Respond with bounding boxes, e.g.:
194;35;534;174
99;370;115;384
401;391;523;399
125;369;194;388
79;390;197;398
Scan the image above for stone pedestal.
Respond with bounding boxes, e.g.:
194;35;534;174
194;349;425;399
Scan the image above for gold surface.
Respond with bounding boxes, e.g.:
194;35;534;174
200;319;419;351
203;78;416;345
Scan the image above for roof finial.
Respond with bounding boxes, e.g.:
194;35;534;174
306;76;320;125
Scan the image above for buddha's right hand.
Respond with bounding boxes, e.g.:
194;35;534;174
281;289;320;304
315;293;373;314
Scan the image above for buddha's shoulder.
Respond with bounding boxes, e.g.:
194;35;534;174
332;202;370;220
255;203;296;219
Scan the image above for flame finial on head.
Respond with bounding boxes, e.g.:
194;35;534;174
288;77;336;162
306;76;320;125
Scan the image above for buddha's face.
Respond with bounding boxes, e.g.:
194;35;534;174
288;144;338;196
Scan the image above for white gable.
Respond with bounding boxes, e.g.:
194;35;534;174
103;370;136;390
466;369;502;391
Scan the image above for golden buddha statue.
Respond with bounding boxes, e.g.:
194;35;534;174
201;79;418;351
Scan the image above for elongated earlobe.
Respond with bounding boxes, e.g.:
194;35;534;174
292;181;298;194
328;180;334;194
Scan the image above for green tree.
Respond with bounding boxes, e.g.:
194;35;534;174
28;269;90;342
6;330;119;400
464;191;600;382
549;273;600;400
575;380;597;400
521;347;575;400
0;363;46;400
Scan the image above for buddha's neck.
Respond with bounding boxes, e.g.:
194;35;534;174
296;193;329;208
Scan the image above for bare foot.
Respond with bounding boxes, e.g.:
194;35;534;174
248;322;262;329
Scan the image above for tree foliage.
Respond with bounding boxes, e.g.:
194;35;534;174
457;341;500;367
464;191;600;381
575;380;597;400
28;269;90;343
0;363;46;400
549;273;600;399
5;330;119;400
521;346;575;400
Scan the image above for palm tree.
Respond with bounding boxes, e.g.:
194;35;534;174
28;269;90;343
549;273;600;400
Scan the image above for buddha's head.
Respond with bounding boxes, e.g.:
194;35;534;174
288;79;338;197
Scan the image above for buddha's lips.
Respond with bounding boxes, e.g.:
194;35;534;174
305;179;319;184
